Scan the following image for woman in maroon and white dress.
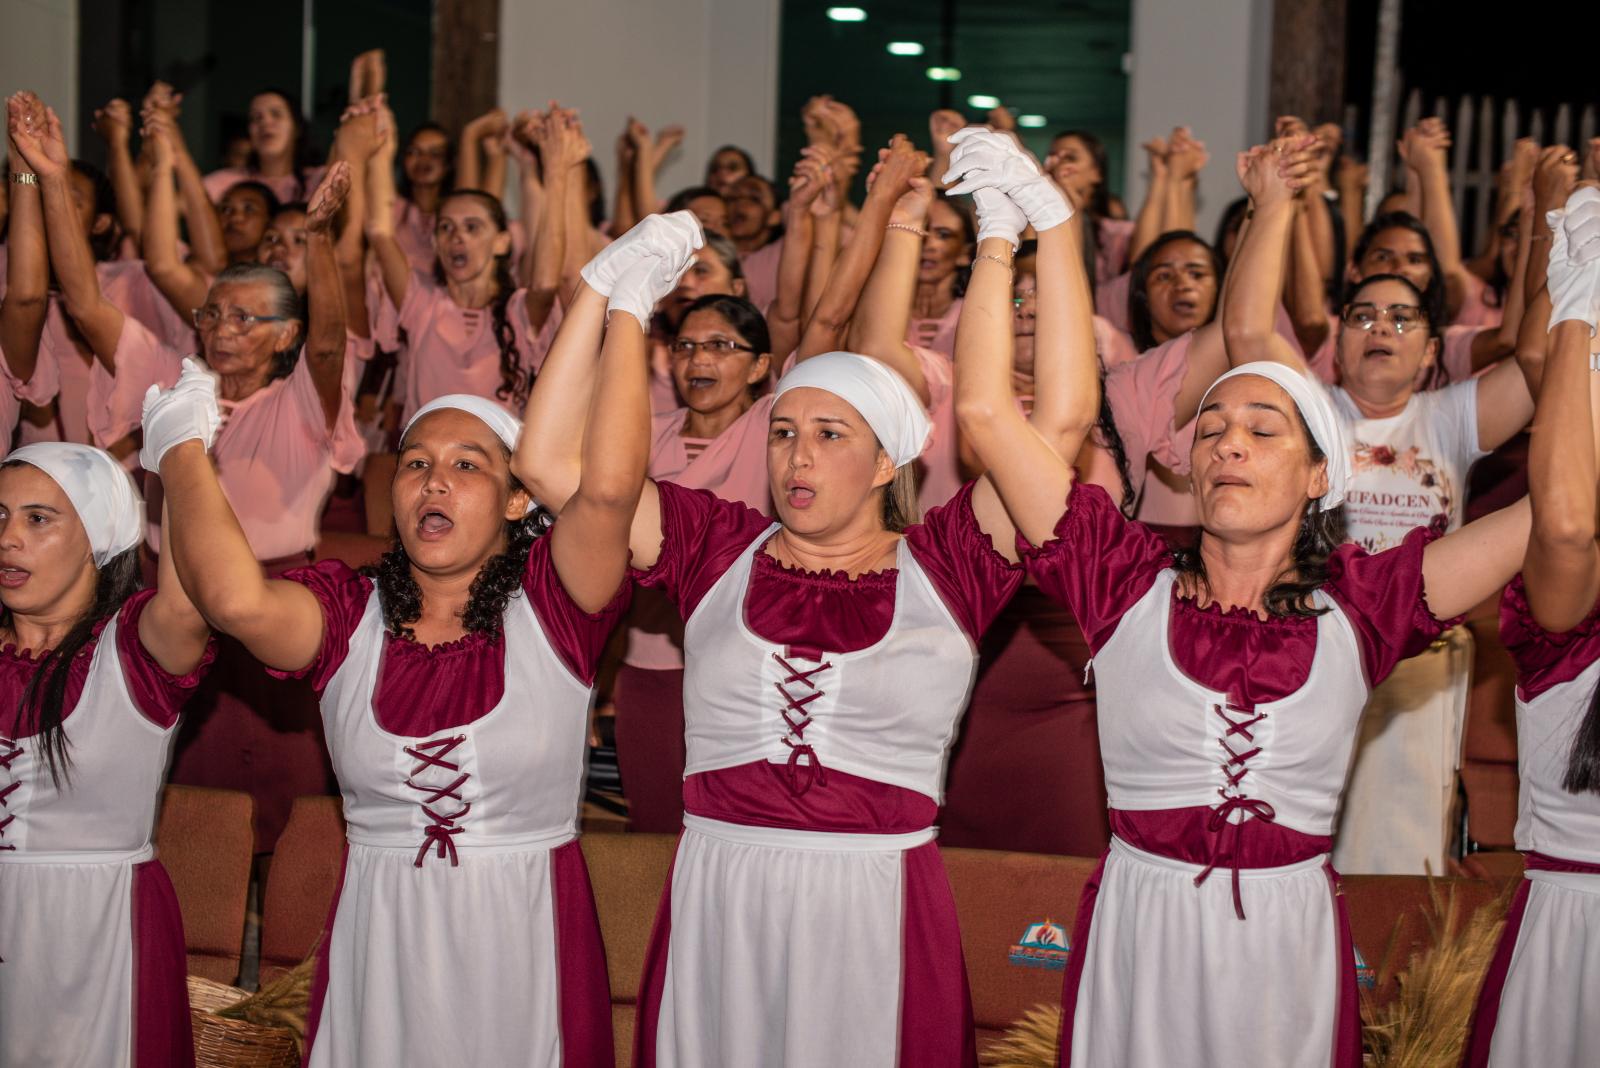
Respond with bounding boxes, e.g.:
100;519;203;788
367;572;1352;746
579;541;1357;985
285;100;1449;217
1463;185;1600;1068
0;442;212;1068
948;133;1535;1067
523;171;1091;1064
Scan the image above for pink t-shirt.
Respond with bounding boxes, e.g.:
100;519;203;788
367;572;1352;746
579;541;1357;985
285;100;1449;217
203;166;324;205
391;271;559;422
1;301;116;452
393;198;437;275
1096;218;1134;283
906;346;961;514
1103;333;1200;528
738;237;783;316
0;375;18;449
1095;315;1138;370
1096;271;1132;333
90;316;366;560
908;297;963;358
628;397;777;671
100;259;198;352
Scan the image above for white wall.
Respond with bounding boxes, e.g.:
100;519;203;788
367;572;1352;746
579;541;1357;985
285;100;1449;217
1124;0;1273;240
1;0;79;151
499;0;779;208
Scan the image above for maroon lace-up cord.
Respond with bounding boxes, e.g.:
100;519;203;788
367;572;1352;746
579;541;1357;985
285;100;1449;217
1193;701;1275;920
403;735;470;868
773;652;833;796
0;737;21;853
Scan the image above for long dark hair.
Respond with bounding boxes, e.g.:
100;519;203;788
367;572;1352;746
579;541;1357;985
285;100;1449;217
1127;230;1223;353
244;88;317;192
365;449;552;641
932;192;976;299
432;190;529;407
1052;130;1113;219
1565;683;1600;794
2;532;143;786
1347;212;1447;328
210;263;304;382
1094;384;1137;519
1168;404;1348;618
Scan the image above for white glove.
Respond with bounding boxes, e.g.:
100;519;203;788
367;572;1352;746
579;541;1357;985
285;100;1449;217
1546;187;1600;335
140;357;223;472
942;127;1072;233
580;210;704;297
969;187;1028;249
607;247;697;328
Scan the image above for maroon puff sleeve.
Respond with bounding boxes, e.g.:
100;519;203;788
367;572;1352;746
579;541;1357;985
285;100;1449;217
269;560;376;692
1499;575;1600;701
1017;481;1173;653
115;590;218;729
632;479;774;618
903;481;1025;641
520;532;633;686
1322;525;1462;687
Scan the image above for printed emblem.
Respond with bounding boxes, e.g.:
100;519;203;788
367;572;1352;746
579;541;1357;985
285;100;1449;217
1354;946;1376;990
1008;918;1069;970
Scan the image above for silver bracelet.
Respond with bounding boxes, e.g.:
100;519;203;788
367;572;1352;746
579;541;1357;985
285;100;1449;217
9;172;38;185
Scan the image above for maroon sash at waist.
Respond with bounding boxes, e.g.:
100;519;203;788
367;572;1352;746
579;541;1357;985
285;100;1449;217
1525;851;1600;876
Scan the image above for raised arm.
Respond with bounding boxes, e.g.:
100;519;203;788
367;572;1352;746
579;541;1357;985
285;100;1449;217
1161;127;1208;235
765;151;826;361
12;100;125;367
140;111;212;324
1221;138;1320;372
364;102;411;310
525;108;582;330
1286;195;1332;357
2;94;49;383
303;162;352;428
843;151;936;402
1128;135;1170;264
798;135;924;361
1421;496;1531;620
610;120;639;236
148;367;326;670
92;99;143;250
1406;119;1472;319
454;108;507;195
137;503;213;675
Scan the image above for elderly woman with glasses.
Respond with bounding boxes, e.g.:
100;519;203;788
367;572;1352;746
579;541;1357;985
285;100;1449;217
37;134;364;853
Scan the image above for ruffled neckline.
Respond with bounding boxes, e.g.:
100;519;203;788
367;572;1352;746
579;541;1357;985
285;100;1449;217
753;541;900;591
1170;587;1317;629
384;626;501;657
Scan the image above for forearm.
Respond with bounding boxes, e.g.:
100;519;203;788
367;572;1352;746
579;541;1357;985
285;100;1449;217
559;173;592;297
802;211;840;325
800;192;895;357
1524;320;1600;628
767;207;812;359
105;136;144;247
454;131;484;191
845;225;923;391
1286;203;1331;354
514;282;608;508
304;230;348;425
138;504;213;676
41;172;124;363
1129;171;1168;262
145;159;213;321
171;139;226;275
1222;201;1302;366
364;155;409;306
1030;223;1100;453
1162;174;1197;236
530;169;567;296
0;166;48;380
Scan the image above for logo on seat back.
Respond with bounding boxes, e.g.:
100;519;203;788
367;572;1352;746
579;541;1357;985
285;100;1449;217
1008;918;1069;970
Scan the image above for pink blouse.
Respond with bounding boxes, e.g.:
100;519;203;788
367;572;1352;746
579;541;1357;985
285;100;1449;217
392;198;437;275
1021;482;1455;704
1103;332;1198;526
90;316;366;560
907;297;963;358
738;237;783;316
0;591;215;735
202;167;323;206
1096;218;1135;283
274;534;630;736
391;272;558;422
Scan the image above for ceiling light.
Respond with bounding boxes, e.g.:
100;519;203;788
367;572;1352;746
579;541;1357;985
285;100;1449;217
966;94;1000;109
925;67;962;82
826;7;867;21
1017;114;1048;128
886;41;924;56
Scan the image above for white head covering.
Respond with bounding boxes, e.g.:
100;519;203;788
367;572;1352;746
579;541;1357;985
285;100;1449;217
401;395;536;515
5;443;145;566
1196;362;1351;511
772;353;932;468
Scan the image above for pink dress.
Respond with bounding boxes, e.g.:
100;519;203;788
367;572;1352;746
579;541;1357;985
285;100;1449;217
908;296;963;358
390;271;559;422
1103;333;1200;532
1024;484;1453;1067
0;591;214;1068
614;397;776;832
1463;579;1600;1067
203;166;323;205
631;479;1022;1068
282;535;627;1067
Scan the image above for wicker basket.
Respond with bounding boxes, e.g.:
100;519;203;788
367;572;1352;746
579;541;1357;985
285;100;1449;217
188;975;300;1068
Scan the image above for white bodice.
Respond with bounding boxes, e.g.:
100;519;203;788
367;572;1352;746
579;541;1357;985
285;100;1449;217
1513;659;1600;863
1091;571;1371;836
0;615;175;858
680;527;978;803
319;589;593;864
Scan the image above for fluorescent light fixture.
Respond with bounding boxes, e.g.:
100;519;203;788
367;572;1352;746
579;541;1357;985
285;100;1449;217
1017;114;1048;128
826;6;867;21
966;94;1001;109
925;66;962;82
886;41;925;56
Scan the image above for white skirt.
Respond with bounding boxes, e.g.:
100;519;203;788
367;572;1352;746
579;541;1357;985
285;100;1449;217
307;839;564;1068
1485;871;1600;1067
1067;837;1343;1068
0;849;143;1068
649;815;932;1068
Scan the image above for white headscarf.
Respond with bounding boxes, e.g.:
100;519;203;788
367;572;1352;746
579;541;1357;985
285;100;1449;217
772;353;932;468
1196;362;1352;511
5;443;145;565
401;395;536;515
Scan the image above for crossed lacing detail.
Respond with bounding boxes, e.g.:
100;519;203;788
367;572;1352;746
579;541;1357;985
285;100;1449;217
773;652;833;796
403;735;470;868
1193;701;1276;920
0;736;21;853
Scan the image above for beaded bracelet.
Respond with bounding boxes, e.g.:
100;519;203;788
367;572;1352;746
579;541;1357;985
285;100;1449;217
886;222;928;237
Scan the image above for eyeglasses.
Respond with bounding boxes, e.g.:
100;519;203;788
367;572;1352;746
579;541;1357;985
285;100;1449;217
193;306;292;332
669;338;756;357
1341;302;1426;334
